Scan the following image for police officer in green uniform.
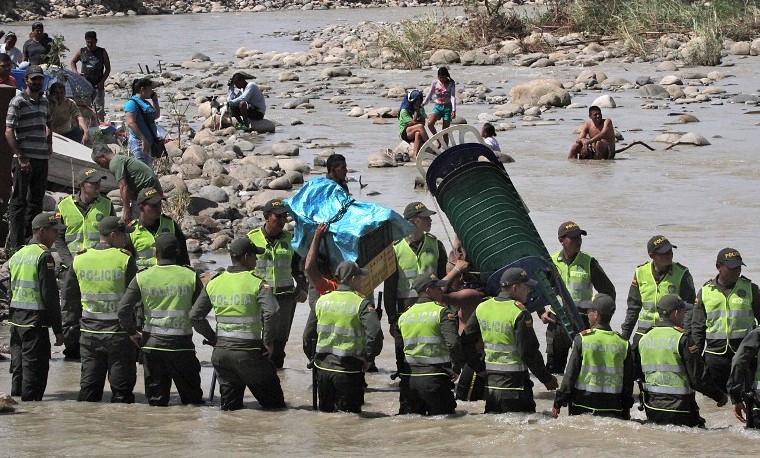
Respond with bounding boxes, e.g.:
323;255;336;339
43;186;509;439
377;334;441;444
384;202;448;375
462;268;559;413
552;294;634;419
398;273;463;415
55;167;115;360
545;221;616;374
118;234;204;406
635;294;727;427
63;216;138;403
126;187;190;269
247;199;307;369
621;235;696;345
304;261;383;413
727;326;760;428
7;212;65;401
691;248;760;393
190;237;286;411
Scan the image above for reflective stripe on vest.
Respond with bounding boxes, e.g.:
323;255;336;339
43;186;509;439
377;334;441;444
129;215;176;268
73;248;130;321
552;250;593;302
702;279;755;350
136;264;196;336
638;326;694;396
9;244;45;311
247;227;295;291
398;301;450;365
636;262;687;331
576;329;628;394
315;290;366;358
394;234;439;299
207;270;265;340
58;195;112;255
476;298;526;374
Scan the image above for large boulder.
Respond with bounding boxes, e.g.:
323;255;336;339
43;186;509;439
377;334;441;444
592;95;616;108
182;145;208;167
266;176;293;190
509;79;571;108
367;151;397;168
241;156;280;170
429;49;460;65
244;190;292;213
278;158;310;173
638;84;670;99
202;158;227;177
321;67;352;78
198;185;229;203
271;142;300;156
249;119;276;133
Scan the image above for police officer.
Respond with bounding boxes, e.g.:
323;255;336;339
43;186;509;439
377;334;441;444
635;294;727;427
63;216;138;403
462;268;559;413
55;167;115;360
621;235;696;344
247;198;306;369
190;237;286;411
727;326;760;428
552;294;634;419
545;221;616;374
118;234;204;406
304;261;383;413
384;201;449;375
398;273;463;415
127;186;190;268
692;248;760;393
7;212;64;401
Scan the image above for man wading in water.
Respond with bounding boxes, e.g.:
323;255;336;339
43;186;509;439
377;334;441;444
568;106;616;160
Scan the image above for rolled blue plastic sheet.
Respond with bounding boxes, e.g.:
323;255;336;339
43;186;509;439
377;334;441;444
285;177;413;267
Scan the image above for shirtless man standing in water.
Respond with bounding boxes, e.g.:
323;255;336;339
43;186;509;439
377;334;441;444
568;106;615;160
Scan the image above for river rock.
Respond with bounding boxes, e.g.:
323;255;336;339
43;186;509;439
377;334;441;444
751;38;760;56
199;205;243;221
244;190;292;213
202;159;227;177
242;156;279;170
283;97;311;109
209;234;232;251
177;163;203;179
249;119;276;133
639;84;670;99
282;170;304;184
279;71;299;82
656;61;679;72
187;196;218;215
0;392;17;413
678;114;700;123
510;79;570;108
348;107;364;117
660;75;682;85
182;145;209;167
321;67;352;78
230;164;270;180
211;174;243;190
636;76;653;86
198;101;212;118
592;95;616;108
186;238;203;253
278;158;310;173
515;53;547;67
679;132;710;146
430;49;460;65
367;151;397;168
386;86;407;98
271;142;299;156
653;133;683;143
665;85;686;99
165;143;183;159
267;176;293;190
198;185;228;203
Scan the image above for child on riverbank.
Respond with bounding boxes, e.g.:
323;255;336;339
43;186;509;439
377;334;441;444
398;89;429;160
423;67;456;146
481;123;500;152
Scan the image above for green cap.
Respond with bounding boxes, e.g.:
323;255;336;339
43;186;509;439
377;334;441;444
588;293;616;317
98;216;134;235
716;248;745;268
412;273;446;293
137;187;165;205
76;167;107;185
229;237;264;257
335;261;369;284
403;201;436;219
500;267;537;288
657;294;692;314
32;212;65;231
647;235;676;254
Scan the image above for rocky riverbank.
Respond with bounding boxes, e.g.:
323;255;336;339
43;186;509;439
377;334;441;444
1;0;454;22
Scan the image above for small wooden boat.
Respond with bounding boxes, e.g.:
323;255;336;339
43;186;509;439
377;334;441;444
50;133;117;192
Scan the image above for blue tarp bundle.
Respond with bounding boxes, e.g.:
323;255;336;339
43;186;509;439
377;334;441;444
285;177;413;267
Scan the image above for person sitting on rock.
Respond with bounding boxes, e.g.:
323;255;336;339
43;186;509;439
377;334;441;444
568;106;615;160
227;72;266;130
398;89;429;160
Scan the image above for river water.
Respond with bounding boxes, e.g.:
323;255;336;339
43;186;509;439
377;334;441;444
2;7;760;456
